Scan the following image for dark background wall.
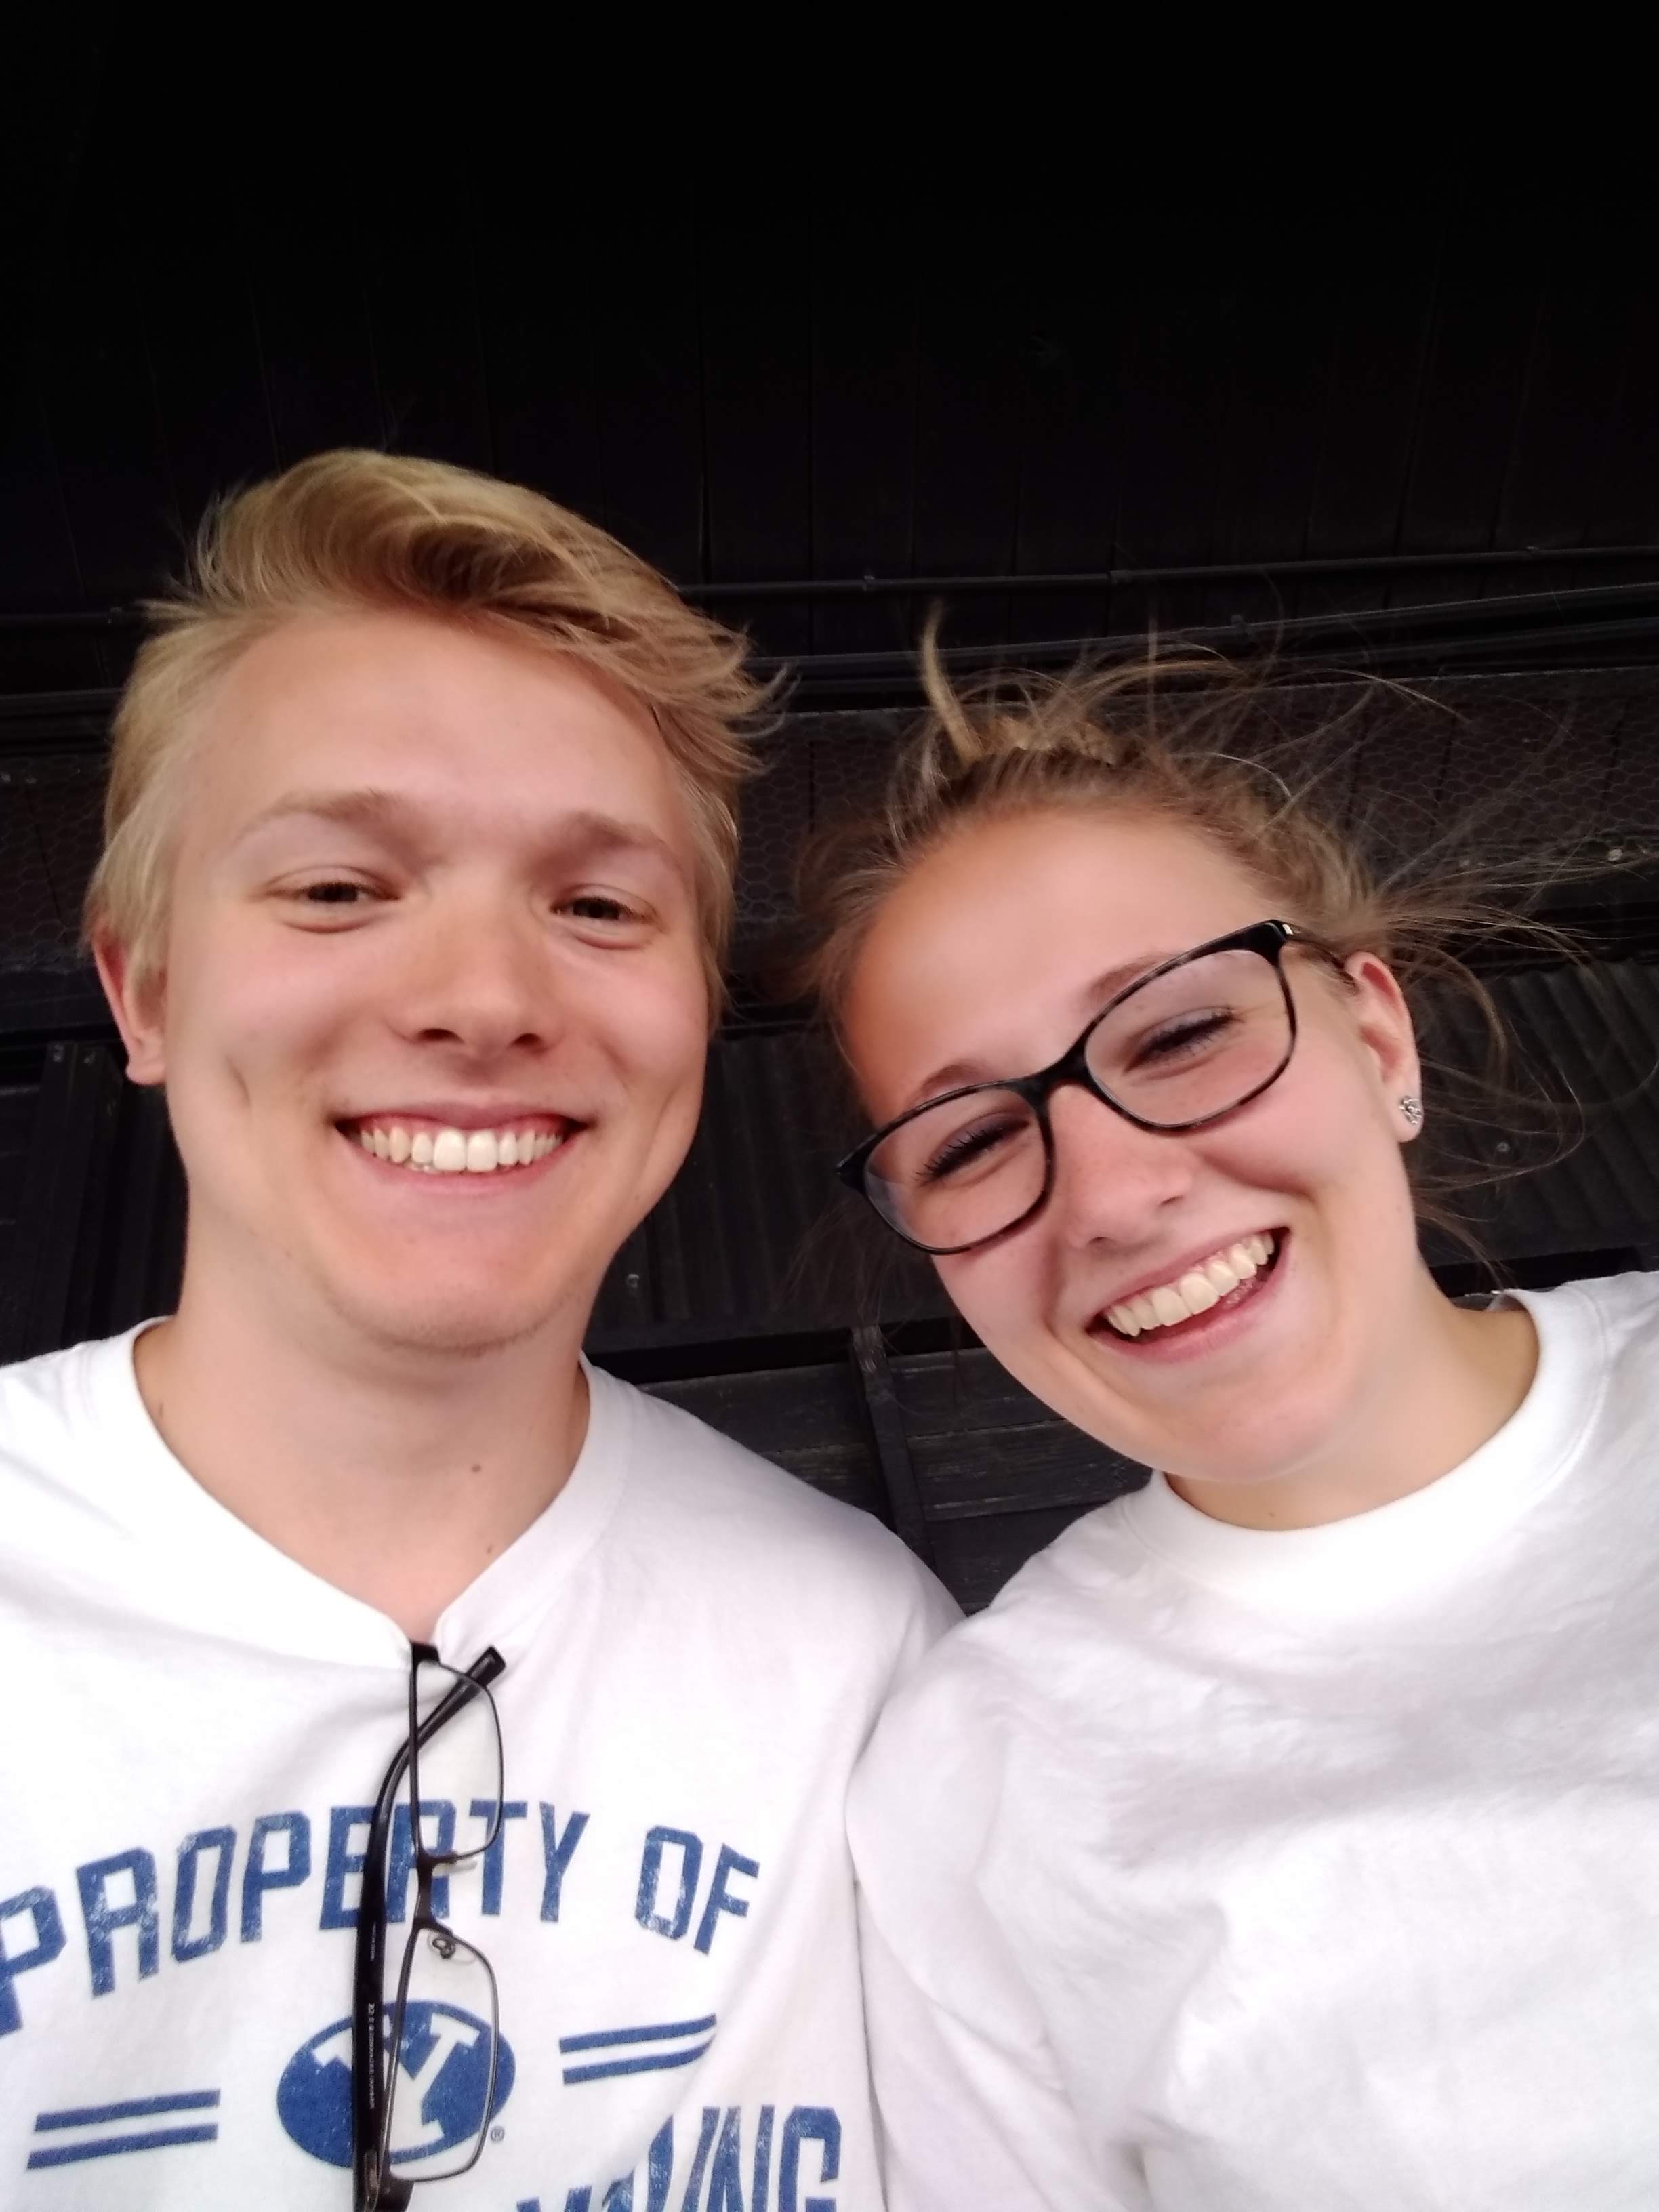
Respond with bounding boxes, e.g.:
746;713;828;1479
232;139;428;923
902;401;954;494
6;45;1659;1605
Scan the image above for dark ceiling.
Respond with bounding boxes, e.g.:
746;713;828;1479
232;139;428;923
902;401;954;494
5;33;1658;699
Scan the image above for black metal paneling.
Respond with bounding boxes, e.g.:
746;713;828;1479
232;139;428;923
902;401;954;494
1429;964;1659;1272
0;753;105;975
890;1347;1145;1614
728;674;1659;977
0;1040;122;1363
0;1050;40;1330
7;671;1659;995
7;678;1659;1607
582;1026;940;1354
7;192;1659;694
640;1358;893;1528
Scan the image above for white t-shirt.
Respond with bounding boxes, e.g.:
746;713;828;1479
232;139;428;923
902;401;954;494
0;1326;957;2209
849;1270;1659;2212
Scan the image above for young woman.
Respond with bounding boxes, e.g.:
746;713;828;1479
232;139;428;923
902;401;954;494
798;660;1659;2211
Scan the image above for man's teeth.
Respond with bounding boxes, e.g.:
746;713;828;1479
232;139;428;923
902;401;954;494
1105;1235;1276;1338
354;1124;565;1174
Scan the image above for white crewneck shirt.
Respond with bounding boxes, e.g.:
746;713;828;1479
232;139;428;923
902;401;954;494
849;1269;1659;2211
0;1326;956;2209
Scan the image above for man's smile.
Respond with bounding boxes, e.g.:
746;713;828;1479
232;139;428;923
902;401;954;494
337;1111;578;1176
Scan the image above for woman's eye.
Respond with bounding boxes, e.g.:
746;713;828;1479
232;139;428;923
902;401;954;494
922;1118;1024;1183
1132;1010;1237;1065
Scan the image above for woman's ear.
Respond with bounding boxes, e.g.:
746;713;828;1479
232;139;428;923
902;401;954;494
94;935;167;1087
1342;950;1424;1143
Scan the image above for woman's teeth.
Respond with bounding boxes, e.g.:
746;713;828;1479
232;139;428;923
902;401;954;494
1104;1234;1276;1338
352;1123;565;1174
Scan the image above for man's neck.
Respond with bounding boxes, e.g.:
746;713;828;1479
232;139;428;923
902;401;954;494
133;1276;591;1641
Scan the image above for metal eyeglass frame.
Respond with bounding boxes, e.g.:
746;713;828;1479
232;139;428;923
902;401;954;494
836;919;1343;1256
352;1642;507;2212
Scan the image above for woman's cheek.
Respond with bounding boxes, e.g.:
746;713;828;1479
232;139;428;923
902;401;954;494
938;1244;1050;1359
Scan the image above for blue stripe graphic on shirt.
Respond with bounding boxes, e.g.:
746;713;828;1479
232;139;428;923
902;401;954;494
35;2091;220;2129
28;2089;220;2168
557;2013;716;2085
28;2128;219;2169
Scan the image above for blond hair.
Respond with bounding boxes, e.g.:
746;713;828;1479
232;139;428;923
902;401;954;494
796;639;1580;1246
86;450;768;1006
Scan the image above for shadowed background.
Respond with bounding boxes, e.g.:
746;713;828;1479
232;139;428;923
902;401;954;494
5;45;1658;1603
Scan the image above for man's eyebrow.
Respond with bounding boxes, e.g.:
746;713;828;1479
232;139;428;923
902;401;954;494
230;787;424;848
900;951;1176;1109
552;809;688;875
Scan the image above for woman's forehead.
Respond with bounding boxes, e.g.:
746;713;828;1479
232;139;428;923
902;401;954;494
868;808;1265;978
844;808;1271;1102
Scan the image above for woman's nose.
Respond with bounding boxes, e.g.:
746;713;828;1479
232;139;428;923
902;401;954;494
1044;1080;1197;1248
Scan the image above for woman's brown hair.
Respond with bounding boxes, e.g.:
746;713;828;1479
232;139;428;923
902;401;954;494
794;636;1586;1250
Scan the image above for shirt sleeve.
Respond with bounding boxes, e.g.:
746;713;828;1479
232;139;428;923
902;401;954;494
859;1904;1136;2212
866;1548;964;1713
850;1651;1143;2212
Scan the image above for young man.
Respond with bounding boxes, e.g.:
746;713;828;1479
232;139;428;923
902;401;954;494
0;453;956;2209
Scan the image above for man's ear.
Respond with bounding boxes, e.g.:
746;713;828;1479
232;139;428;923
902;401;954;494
1342;949;1424;1141
94;935;167;1086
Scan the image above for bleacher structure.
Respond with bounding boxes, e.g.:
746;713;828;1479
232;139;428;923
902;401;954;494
5;668;1659;1610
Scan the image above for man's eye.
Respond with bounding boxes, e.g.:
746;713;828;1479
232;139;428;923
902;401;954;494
289;880;376;907
565;893;639;924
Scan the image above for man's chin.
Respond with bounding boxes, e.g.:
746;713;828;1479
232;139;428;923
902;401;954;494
327;1284;581;1364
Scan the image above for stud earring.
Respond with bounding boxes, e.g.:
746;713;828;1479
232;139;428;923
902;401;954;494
1398;1093;1424;1128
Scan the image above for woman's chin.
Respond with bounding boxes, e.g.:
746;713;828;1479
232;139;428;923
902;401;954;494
1058;1351;1351;1495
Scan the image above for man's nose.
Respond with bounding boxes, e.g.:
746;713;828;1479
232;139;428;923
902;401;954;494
1044;1080;1197;1248
392;889;560;1059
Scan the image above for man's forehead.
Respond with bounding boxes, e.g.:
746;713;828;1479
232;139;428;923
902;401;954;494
206;608;665;756
228;784;688;873
184;615;693;863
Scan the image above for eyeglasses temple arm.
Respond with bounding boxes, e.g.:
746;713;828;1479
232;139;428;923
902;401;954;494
350;1646;506;2207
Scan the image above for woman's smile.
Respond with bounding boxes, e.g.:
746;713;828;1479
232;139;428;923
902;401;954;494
1090;1228;1284;1349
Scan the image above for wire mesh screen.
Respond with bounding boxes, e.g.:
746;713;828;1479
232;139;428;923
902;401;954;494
0;756;104;972
725;673;1659;968
6;670;1659;985
729;712;903;962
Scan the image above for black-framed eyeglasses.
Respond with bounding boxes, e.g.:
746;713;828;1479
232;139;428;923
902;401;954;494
352;1643;507;2212
838;920;1343;1256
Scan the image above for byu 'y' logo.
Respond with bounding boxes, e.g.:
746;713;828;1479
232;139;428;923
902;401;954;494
276;2004;516;2169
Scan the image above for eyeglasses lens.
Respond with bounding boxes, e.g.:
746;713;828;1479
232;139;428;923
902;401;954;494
867;1087;1046;1252
867;948;1290;1249
378;1660;504;2188
1084;947;1291;1126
